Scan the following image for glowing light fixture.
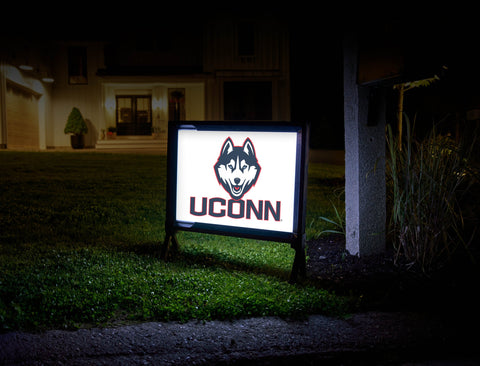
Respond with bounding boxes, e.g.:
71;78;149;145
41;76;54;83
19;64;34;71
104;96;115;111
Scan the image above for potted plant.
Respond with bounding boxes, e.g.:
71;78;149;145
64;107;88;149
107;126;117;139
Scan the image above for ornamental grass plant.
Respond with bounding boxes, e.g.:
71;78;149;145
386;116;479;274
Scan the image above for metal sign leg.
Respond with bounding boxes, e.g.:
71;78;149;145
161;230;179;260
289;235;306;284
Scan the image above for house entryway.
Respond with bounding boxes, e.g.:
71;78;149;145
116;95;152;136
96;93;166;152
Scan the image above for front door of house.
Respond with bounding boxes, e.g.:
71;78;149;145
116;95;152;136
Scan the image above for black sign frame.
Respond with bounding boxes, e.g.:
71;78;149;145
162;121;309;282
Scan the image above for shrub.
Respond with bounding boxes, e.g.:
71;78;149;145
64;107;88;135
386;117;477;274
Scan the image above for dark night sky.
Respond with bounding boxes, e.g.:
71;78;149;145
289;8;480;143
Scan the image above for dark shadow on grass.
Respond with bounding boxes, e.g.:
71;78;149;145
115;241;292;282
175;250;292;281
115;241;164;257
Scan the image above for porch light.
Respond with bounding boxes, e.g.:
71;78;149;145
152;97;163;111
105;96;115;111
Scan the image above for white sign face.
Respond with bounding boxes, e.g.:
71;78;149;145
175;129;299;233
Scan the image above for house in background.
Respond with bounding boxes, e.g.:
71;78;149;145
0;15;290;151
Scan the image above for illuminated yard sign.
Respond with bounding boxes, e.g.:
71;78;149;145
163;121;309;281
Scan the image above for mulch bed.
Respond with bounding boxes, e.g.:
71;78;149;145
305;234;480;313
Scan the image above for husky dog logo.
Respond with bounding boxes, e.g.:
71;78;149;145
214;137;261;200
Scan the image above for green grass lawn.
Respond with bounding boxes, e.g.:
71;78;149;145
0;151;346;331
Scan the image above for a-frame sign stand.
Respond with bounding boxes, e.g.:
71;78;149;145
162;226;306;283
161;121;309;284
160;229;179;260
289;120;309;283
289;236;307;283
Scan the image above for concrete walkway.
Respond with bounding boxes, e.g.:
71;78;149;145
1;312;479;365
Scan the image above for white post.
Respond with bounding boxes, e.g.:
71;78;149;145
0;62;7;148
343;33;386;256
